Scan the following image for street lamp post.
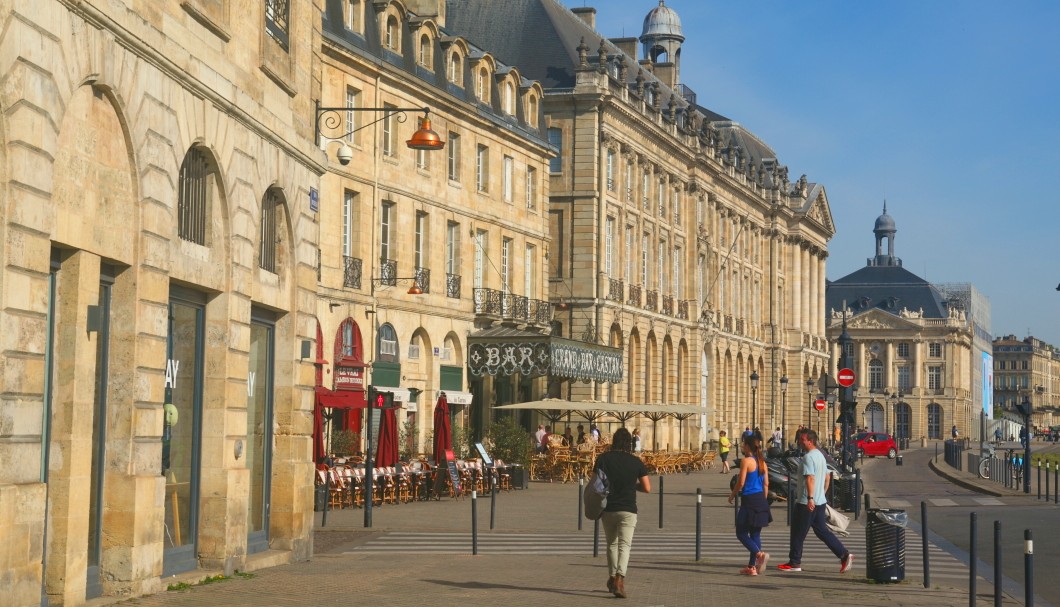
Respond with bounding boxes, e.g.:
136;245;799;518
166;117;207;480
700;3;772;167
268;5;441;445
750;371;760;430
780;375;789;448
805;378;814;432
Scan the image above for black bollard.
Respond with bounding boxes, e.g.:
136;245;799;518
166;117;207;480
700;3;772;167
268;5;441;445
1025;529;1034;607
1037;460;1042;500
969;512;977;607
659;474;665;529
922;501;931;588
994;520;1002;607
490;474;497;530
1047;463;1051;504
577;477;583;531
471;490;478;555
695;488;702;561
321;468;330;528
593;517;600;557
865;493;871;513
854;469;861;521
1054;463;1058;504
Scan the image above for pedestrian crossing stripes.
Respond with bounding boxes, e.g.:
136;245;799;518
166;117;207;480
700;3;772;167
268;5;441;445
344;530;969;580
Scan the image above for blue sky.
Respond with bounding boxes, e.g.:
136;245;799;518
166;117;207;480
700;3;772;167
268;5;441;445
563;0;1060;346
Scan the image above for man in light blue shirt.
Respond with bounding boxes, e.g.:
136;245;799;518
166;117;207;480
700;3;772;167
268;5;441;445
777;429;853;573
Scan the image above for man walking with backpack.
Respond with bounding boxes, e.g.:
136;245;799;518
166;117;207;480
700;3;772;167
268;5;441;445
777;429;854;574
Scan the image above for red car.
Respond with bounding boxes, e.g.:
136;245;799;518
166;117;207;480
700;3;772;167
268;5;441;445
855;432;898;458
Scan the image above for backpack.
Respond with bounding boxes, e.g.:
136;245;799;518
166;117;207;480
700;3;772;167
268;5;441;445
583;468;610;520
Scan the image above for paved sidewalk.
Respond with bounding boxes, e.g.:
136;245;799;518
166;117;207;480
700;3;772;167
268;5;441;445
112;460;1024;607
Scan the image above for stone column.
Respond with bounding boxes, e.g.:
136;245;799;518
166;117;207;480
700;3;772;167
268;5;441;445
791;240;802;332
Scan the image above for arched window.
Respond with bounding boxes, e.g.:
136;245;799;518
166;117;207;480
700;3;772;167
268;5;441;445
418;33;431;67
927;403;943;439
377;323;398;362
334;318;364;364
476;67;489;103
448;52;463;86
526;95;538;127
385;16;400;51
259;187;282;273
178;147;212;245
503;81;515;115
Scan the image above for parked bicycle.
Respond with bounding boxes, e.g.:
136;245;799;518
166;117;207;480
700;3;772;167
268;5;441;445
977;445;1024;484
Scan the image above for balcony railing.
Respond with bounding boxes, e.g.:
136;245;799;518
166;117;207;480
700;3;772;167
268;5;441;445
627;284;642;307
414;267;431;294
607;278;624;303
735;318;745;335
379;258;397;286
343;256;362;289
474;287;551;325
723;315;733;333
446;273;461;298
645;290;658;311
662;295;673;316
677;300;689;320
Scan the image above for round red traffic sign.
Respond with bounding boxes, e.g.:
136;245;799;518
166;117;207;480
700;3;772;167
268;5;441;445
814;398;827;412
837;368;856;388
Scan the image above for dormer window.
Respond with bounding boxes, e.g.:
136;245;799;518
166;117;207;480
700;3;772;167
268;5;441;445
502;81;515;115
448;52;463;86
526;95;538;127
418;33;432;67
385;15;400;51
345;0;363;34
476;67;490;103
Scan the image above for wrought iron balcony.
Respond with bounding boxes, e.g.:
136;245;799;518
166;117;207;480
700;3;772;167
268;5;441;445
645;289;658;311
474;287;551;325
627;283;642;307
414;267;431;294
735;318;745;335
607;278;624;303
446;273;461;298
661;295;673;316
677;300;689;320
723;315;733;333
378;258;397;286
343;256;362;289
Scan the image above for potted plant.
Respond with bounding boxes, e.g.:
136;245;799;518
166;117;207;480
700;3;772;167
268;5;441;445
485;417;532;489
330;429;359;459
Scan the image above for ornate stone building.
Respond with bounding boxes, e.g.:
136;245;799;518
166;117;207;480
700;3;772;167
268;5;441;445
447;0;835;448
826;207;986;441
0;0;324;604
992;335;1058;430
313;0;553;458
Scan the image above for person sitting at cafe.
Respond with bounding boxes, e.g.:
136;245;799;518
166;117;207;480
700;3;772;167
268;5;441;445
563;427;574;447
540;425;553;452
577;425;587;445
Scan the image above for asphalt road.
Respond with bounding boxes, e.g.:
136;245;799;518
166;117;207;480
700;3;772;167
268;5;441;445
859;443;1060;606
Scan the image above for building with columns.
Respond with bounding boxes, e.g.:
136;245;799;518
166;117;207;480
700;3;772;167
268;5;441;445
826;207;987;441
447;0;835;448
992;335;1058;431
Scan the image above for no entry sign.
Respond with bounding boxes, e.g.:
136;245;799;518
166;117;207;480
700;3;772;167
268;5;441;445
814;398;827;411
837;368;856;388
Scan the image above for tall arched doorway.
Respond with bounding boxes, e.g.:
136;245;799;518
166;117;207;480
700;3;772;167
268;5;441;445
896;402;912;440
927;403;943;439
865;402;885;433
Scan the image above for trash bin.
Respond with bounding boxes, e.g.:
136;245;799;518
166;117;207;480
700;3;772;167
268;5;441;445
833;477;862;512
899;438;910;451
866;508;906;583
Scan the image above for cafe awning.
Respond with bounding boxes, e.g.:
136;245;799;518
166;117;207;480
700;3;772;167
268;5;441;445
315;386;366;409
467;326;623;383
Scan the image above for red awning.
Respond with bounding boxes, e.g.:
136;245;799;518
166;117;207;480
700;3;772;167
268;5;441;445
315;386;366;409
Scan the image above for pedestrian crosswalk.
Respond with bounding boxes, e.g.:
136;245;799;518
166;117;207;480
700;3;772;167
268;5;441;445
344;529;970;580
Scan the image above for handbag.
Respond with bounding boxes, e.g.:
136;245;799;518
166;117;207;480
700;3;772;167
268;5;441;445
582;468;609;520
824;503;850;536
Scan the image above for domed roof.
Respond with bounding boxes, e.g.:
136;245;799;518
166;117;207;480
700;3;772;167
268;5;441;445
874;203;896;233
642;1;683;39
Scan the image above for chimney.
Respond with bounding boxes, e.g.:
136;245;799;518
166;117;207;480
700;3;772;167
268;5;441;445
609;37;638;61
653;62;676;89
404;0;445;27
571;7;596;30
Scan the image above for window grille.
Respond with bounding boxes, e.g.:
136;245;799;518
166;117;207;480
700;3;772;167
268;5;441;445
264;0;290;49
259;189;279;273
178;149;208;245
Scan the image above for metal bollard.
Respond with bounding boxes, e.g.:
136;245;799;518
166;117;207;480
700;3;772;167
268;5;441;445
593;517;600;557
471;490;478;555
321;468;330;528
969;512;977;607
1038;461;1042;500
577;477;584;531
488;475;497;530
994;520;1002;607
659;474;665;529
854;469;861;521
1055;463;1058;504
865;493;871;512
922;501;931;588
1025;529;1034;607
1047;463;1051;504
695;488;702;561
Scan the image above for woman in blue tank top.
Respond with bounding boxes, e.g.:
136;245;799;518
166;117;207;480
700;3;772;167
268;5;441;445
727;431;773;575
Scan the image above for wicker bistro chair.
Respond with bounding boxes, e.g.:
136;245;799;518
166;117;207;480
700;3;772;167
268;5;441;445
492;459;512;491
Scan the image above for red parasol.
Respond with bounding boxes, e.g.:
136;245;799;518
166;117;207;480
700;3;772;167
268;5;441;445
375;406;399;468
433;393;452;465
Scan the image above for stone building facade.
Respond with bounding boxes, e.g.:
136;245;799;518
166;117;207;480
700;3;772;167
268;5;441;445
826;208;984;441
0;0;324;604
446;0;835;448
313;0;553;458
992;335;1059;430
